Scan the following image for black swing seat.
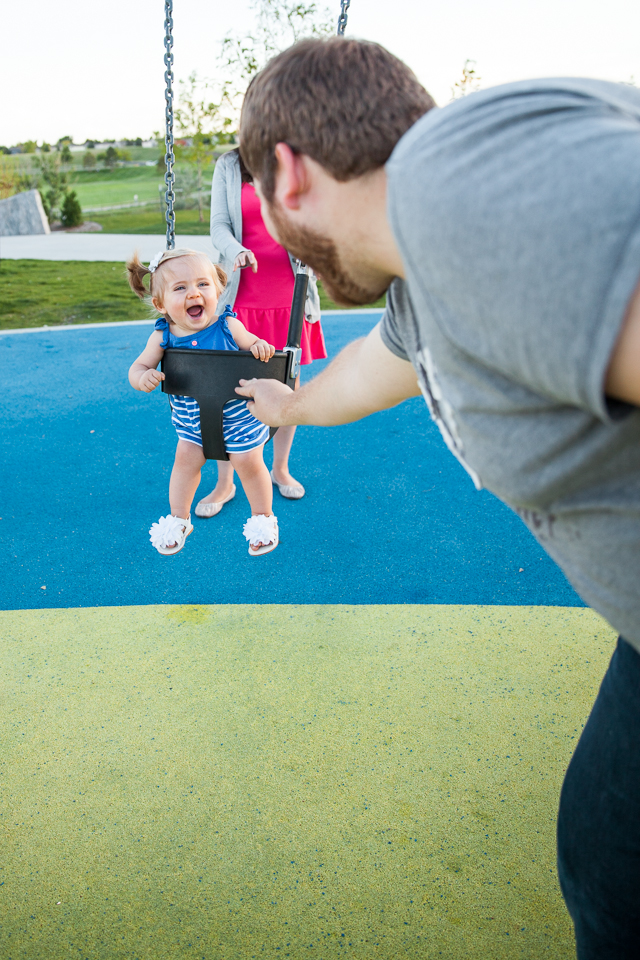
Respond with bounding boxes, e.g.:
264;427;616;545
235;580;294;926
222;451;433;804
161;347;296;461
161;262;309;462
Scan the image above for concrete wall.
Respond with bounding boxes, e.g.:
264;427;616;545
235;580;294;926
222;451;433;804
0;189;50;236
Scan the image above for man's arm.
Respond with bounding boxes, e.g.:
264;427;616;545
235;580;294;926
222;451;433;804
235;321;421;426
605;278;640;405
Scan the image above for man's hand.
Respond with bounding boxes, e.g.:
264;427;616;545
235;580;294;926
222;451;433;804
138;368;165;393
250;339;276;362
237;378;295;425
233;250;258;273
236;321;420;427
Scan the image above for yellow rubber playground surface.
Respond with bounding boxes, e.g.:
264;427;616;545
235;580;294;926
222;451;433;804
1;604;614;959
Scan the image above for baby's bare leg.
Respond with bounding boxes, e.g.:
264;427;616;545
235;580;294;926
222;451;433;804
169;439;206;523
229;446;273;545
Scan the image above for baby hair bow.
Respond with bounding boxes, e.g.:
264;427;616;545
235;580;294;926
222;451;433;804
148;251;165;273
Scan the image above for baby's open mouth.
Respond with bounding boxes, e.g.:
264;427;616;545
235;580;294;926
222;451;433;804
187;305;204;319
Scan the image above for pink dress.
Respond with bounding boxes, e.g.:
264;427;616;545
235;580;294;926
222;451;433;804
233;183;327;365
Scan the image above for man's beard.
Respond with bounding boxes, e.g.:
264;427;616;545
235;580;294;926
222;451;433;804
268;201;390;308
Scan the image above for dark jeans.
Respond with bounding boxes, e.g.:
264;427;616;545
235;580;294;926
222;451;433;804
558;637;640;959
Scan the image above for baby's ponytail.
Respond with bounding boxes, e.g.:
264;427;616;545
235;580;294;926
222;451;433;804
126;251;151;299
214;264;227;289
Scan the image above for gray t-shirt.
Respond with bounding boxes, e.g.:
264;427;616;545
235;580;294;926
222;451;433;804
381;78;640;650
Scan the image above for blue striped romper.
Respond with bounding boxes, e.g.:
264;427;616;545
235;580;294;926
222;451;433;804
156;307;271;455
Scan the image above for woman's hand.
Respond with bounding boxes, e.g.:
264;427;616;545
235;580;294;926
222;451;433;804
250;339;276;362
233;250;258;273
138;368;165;392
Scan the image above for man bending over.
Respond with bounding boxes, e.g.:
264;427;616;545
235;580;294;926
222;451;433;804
237;37;640;959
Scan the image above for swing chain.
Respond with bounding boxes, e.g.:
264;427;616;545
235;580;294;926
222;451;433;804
163;0;176;251
336;0;350;36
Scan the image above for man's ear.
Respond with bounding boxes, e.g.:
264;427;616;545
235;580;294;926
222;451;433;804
273;142;309;210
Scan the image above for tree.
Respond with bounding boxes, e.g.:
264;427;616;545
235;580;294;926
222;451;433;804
98;145;119;169
41;142;51;153
82;151;97;169
39;155;66;220
221;0;333;106
451;60;481;100
60;143;73;165
21;140;37;154
174;72;235;222
18;153;68;222
61;190;83;228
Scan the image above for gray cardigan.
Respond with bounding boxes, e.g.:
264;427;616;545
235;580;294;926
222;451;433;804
210;150;321;322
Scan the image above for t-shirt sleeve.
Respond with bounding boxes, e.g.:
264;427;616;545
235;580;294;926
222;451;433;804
379;279;410;361
387;78;640;422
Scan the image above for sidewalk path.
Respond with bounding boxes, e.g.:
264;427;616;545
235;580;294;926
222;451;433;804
0;233;215;261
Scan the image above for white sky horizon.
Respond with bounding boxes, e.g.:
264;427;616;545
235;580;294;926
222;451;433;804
2;0;639;146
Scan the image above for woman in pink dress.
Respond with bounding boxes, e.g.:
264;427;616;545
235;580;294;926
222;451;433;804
196;148;327;517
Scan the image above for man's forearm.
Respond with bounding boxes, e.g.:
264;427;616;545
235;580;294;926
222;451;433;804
281;338;375;426
238;322;421;427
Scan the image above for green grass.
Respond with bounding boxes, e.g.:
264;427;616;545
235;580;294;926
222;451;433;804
0;260;385;330
68;162;211;210
70;165;161;185
70;166;165;208
90;206;212;234
0;260;146;329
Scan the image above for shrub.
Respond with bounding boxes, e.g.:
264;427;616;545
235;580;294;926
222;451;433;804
60;190;83;228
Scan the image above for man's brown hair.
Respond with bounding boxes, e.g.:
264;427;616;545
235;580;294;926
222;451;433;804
240;37;435;199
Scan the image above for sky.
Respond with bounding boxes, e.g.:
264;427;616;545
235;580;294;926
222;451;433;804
2;0;640;146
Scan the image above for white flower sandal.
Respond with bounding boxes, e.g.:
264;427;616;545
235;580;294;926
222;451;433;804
149;514;193;556
195;484;236;518
270;470;305;500
243;514;279;556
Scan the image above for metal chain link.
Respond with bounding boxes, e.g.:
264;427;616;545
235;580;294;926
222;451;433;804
336;0;350;35
163;0;176;250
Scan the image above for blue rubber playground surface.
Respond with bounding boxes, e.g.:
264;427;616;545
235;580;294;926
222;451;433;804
0;313;581;610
